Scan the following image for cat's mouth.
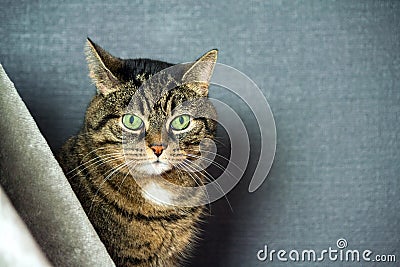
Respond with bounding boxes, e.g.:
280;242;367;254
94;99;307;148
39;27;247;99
136;160;172;175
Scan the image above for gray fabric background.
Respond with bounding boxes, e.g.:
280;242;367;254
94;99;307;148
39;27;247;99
1;0;399;266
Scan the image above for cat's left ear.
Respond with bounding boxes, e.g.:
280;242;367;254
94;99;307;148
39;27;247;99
85;38;123;96
182;49;218;96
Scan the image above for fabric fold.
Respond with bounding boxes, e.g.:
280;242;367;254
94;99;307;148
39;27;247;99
0;64;115;267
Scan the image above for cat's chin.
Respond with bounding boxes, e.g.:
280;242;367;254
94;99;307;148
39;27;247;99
136;161;172;176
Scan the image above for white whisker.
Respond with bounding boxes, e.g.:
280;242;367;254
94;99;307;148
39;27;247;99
181;159;233;211
192;149;245;173
186;153;240;183
67;152;123;175
88;160;134;216
174;162;212;213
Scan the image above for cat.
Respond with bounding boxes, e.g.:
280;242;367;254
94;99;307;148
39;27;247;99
57;38;218;267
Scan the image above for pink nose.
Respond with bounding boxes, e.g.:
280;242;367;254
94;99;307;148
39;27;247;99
150;145;164;157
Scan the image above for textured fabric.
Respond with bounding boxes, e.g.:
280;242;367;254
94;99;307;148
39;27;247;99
0;186;51;267
1;1;399;266
0;65;115;267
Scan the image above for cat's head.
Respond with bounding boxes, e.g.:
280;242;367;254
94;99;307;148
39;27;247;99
83;38;218;182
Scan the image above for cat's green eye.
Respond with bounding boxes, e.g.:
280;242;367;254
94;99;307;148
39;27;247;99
170;115;191;131
122;114;144;131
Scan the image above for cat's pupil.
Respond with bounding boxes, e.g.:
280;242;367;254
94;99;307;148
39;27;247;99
129;116;134;124
179;116;184;124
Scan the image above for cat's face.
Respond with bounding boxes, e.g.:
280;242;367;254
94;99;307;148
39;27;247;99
84;39;217;182
124;89;216;176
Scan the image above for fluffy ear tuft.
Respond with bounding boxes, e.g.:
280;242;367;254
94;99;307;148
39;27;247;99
182;49;218;96
85;38;123;95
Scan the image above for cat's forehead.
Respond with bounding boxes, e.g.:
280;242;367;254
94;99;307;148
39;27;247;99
100;62;215;119
126;85;194;116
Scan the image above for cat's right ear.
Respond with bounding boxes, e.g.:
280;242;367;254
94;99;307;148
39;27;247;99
85;38;123;96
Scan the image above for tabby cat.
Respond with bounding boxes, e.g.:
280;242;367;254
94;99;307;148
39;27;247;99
57;38;218;267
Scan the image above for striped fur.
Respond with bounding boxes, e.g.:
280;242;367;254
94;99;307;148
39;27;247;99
58;39;218;267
